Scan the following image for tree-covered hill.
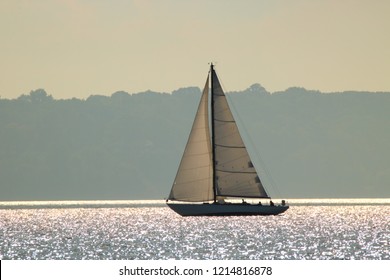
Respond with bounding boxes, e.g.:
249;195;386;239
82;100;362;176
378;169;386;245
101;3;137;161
0;86;389;200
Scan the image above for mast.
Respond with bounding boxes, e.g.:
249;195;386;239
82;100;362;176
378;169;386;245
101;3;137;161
210;63;217;203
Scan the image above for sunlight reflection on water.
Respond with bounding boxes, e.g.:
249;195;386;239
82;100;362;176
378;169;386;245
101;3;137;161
0;201;389;260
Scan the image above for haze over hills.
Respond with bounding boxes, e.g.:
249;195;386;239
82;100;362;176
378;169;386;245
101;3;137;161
0;86;389;200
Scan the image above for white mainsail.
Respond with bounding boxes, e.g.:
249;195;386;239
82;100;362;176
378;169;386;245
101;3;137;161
211;69;269;198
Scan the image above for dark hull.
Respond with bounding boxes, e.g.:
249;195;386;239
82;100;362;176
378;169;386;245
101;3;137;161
167;203;289;216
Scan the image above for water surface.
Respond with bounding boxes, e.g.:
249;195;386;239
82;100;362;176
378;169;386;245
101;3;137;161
1;199;389;260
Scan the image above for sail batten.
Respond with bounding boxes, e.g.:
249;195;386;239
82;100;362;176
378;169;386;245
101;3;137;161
215;144;245;148
214;119;236;123
215;169;257;174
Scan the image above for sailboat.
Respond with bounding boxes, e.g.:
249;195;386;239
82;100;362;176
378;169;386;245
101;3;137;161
166;64;289;216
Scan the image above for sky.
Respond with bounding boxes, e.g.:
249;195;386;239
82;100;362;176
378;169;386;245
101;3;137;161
1;0;389;99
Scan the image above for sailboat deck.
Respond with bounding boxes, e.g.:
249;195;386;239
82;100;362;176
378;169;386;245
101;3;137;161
167;202;289;216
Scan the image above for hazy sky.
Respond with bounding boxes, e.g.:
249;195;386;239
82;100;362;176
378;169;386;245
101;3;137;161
1;0;389;99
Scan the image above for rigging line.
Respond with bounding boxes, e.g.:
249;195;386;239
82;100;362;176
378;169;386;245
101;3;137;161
215;143;245;148
218;73;284;199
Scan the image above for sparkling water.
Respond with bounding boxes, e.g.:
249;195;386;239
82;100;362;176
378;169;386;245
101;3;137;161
1;199;389;260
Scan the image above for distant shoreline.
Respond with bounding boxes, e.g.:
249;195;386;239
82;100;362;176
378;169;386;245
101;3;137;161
1;198;390;209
